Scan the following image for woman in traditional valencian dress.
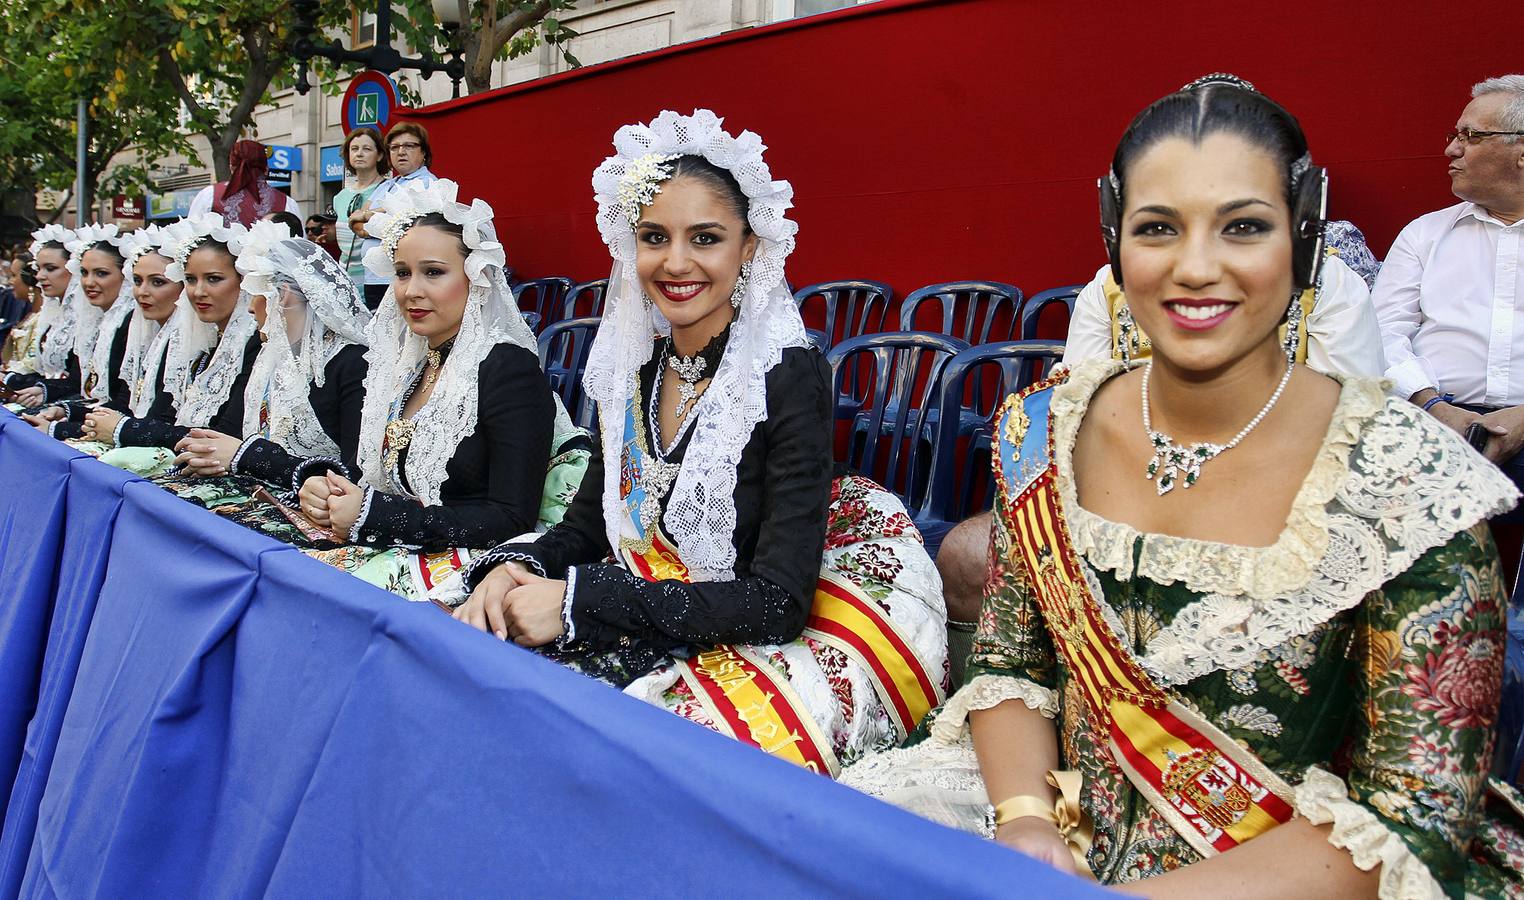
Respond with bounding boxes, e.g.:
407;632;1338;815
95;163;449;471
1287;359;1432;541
278;178;585;599
85;215;262;474
160;221;371;509
2;225;78;408
0;252;44;370
70;226;186;452
452;110;947;774
24;224;149;440
840;76;1524;897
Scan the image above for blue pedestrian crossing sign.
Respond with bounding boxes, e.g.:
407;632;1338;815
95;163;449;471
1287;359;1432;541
343;71;400;134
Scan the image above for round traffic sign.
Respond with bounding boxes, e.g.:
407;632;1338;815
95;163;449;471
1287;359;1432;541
342;71;401;134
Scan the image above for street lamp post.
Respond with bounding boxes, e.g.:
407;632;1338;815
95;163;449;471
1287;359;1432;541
290;0;467;99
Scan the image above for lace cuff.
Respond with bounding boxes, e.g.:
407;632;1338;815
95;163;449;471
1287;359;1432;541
557;567;578;649
111;416;130;447
460;546;548;591
1293;766;1444;900
290;455;346;495
347;487;376;545
929;674;1057;743
228;436;260;475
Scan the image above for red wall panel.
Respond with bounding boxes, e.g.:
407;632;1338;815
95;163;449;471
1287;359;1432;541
404;0;1517;303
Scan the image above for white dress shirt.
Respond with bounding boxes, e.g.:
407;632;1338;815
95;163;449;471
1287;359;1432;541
1372;201;1524;405
1061;255;1388;378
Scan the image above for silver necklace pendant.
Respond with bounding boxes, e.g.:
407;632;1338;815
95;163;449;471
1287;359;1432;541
1145;432;1224;495
668;349;707;420
1139;358;1294;497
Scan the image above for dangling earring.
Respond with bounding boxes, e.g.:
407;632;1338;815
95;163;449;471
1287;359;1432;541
1283;290;1303;363
730;260;752;310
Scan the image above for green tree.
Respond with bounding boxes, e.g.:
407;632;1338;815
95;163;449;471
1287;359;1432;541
393;0;580;96
0;0;193;223
146;0;354;181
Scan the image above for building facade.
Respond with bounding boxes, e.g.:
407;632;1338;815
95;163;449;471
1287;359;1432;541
89;0;872;227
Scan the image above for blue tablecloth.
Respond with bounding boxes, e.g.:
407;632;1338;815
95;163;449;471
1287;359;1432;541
0;410;1102;897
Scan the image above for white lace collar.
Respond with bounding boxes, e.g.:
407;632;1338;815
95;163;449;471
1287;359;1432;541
1051;358;1519;685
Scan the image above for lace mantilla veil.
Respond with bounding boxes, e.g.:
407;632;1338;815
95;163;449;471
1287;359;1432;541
357;178;559;506
586;109;810;581
28;223;79;378
159;214;258;427
127;227;185;417
65;223;139;402
117;226;168;412
235;221;372;456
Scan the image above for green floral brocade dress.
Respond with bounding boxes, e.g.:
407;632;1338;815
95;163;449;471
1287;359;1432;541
841;361;1524;899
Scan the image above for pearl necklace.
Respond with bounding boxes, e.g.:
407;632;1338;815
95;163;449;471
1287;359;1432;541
1141;359;1294;496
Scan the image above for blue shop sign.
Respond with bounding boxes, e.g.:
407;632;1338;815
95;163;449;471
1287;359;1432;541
320;145;345;183
268;145;303;172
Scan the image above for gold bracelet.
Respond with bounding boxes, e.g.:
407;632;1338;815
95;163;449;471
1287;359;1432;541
993;794;1058;827
992;770;1096;879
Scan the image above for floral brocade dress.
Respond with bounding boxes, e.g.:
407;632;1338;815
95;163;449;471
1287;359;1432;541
841;361;1524;898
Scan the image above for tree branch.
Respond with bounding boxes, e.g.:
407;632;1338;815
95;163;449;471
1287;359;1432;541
156;46;220;140
490;0;552;50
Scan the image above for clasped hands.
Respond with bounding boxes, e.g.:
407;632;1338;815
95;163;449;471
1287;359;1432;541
452;561;566;647
172;428;243;475
298;471;364;537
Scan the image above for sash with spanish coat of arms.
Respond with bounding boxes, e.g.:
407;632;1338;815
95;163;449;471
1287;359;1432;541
993;375;1297;857
611;392;944;778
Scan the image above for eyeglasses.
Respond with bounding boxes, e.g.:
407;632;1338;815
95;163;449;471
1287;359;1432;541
389;141;423;151
1447;127;1524;146
306;226;325;236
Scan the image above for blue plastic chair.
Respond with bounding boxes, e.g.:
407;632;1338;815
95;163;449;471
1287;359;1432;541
825;332;969;543
794;280;893;350
513;277;575;334
521;311;541;333
898;280;1023;344
537;316;601;430
1019;284;1083;340
562;279;609;321
922;341;1067;546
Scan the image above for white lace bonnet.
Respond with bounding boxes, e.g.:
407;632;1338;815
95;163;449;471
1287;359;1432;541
354;178;545;505
587;108;810;581
158;215;257;426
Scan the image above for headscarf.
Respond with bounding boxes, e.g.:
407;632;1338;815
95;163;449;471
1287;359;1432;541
28;223;79;377
66;223;137;402
587;109;809;581
214;140;282;228
119;225;171;414
160;214;257;426
357;178;561;506
236;220;371;456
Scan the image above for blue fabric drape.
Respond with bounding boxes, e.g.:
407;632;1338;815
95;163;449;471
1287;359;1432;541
0;409;1101;897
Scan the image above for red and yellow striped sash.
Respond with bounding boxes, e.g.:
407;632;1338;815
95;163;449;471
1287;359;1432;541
619;525;940;775
408;547;475;595
803;571;943;742
997;386;1296;857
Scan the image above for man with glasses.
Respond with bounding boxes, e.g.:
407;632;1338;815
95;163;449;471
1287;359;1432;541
349;122;439;309
1373;75;1524;495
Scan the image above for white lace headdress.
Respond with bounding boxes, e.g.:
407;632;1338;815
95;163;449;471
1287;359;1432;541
29;224;79;377
237;221;372;456
587;109;809;581
67;224;138;402
125;225;183;416
158;215;258;427
116;225;169;409
356;178;551;505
